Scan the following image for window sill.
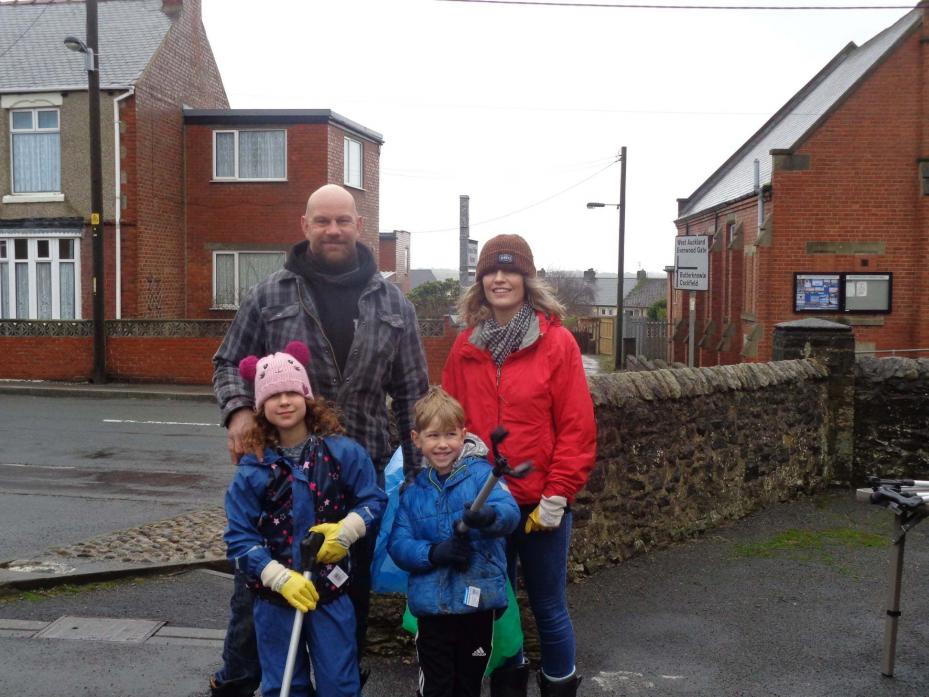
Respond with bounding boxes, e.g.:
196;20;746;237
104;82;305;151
2;193;65;204
343;182;365;192
210;305;239;311
210;178;288;184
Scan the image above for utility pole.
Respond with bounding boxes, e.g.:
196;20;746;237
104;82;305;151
615;146;627;371
87;0;105;383
459;195;469;291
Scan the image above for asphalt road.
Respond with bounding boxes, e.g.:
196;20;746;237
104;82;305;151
2;491;928;696
0;394;230;560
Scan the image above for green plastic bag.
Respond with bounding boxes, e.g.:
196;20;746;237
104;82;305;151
402;581;523;675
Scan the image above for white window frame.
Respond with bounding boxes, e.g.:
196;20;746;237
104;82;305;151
212;129;288;182
9;107;62;195
212;250;286;309
0;233;81;320
343;136;363;189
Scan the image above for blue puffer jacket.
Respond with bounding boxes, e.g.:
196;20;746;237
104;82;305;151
225;435;386;584
388;436;519;617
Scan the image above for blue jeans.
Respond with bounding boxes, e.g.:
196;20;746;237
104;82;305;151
214;569;262;695
504;507;575;680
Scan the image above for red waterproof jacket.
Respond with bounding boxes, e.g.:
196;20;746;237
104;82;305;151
442;311;597;507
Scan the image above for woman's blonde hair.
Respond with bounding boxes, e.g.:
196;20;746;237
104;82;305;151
243;396;345;452
457;274;566;327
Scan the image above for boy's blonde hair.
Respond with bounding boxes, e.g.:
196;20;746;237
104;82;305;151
413;386;465;432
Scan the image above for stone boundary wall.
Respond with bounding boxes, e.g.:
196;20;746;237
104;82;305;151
854;356;929;479
572;359;830;576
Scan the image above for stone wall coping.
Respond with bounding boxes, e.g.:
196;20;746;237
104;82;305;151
856;355;929;382
588;359;828;406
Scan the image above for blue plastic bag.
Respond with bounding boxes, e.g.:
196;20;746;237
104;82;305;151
371;447;409;593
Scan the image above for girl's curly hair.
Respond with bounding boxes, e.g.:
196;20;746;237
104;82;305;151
243;396;345;452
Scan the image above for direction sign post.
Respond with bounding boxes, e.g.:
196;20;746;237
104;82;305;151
674;235;710;367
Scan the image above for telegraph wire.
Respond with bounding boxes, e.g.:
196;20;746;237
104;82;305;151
406;158;619;234
438;0;916;9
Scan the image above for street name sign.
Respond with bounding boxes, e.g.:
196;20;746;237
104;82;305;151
675;235;710;291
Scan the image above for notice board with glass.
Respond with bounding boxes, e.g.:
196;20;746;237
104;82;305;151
793;272;892;314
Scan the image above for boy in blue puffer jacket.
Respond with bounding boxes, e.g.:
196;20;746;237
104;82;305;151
388;387;519;697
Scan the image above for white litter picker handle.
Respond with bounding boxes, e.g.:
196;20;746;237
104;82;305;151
280;531;325;697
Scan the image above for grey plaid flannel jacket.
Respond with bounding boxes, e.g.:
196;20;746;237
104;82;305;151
212;266;429;473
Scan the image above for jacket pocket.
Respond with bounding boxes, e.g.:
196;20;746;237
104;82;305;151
373;311;404;362
261;304;304;350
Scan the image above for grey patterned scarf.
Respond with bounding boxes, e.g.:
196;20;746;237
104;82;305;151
482;303;534;367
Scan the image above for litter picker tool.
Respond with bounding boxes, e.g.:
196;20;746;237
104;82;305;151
280;530;325;697
455;426;531;535
859;475;929;678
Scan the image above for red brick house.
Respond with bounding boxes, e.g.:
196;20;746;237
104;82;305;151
183;109;383;318
672;6;929;365
0;0;227;321
378;229;411;293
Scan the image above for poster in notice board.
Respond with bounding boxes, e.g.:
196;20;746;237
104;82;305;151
795;274;841;312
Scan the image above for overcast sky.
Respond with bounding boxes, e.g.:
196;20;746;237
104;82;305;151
201;0;911;275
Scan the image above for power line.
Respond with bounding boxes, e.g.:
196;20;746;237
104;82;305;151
439;0;916;9
408;158;619;234
0;3;49;61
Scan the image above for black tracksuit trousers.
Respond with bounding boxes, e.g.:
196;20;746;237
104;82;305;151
415;610;494;697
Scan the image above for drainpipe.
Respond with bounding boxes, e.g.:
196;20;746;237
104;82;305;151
113;88;133;318
754;158;764;230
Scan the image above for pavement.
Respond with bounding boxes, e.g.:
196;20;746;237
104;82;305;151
2;379;929;696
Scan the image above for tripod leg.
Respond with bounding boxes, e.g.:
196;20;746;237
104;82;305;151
881;515;906;678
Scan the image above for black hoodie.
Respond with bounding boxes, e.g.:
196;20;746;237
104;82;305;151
284;240;378;374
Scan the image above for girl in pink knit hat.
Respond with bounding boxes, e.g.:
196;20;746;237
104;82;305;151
223;340;386;697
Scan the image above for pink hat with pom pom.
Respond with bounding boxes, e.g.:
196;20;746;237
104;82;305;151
239;341;313;410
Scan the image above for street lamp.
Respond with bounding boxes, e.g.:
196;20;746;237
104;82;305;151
586;146;627;371
64;0;106;383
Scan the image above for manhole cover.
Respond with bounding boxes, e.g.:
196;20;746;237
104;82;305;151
35;616;164;643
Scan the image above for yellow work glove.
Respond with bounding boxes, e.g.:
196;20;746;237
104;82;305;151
278;570;319;613
310;512;367;564
260;560;318;613
524;495;568;534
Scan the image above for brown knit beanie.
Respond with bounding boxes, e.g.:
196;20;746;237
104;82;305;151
475;234;536;279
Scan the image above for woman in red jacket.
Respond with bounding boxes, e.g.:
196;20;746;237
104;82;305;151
442;234;596;697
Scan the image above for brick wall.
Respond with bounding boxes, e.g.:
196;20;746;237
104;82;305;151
674;13;929;364
185;119;382;317
768;22;928;357
184;121;331;317
129;0;228;318
328;125;381;253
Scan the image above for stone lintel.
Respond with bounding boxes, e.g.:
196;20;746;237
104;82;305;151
805;241;885;255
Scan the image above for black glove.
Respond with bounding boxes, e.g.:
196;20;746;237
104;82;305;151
462;502;497;530
429;535;471;571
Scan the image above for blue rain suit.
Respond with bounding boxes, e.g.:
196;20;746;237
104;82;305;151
225;436;386;697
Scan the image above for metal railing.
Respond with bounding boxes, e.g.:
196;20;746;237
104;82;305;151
855;348;929;358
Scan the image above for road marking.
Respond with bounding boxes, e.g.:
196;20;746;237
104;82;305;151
0;463;76;470
103;419;218;427
590;670;685;692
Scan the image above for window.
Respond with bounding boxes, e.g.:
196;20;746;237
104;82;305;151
213;130;286;180
11;108;61;193
0;236;79;319
344;137;362;188
213;251;285;308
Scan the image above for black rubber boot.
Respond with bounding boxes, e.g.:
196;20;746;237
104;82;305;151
489;662;530;697
538;672;582;697
208;674;258;697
